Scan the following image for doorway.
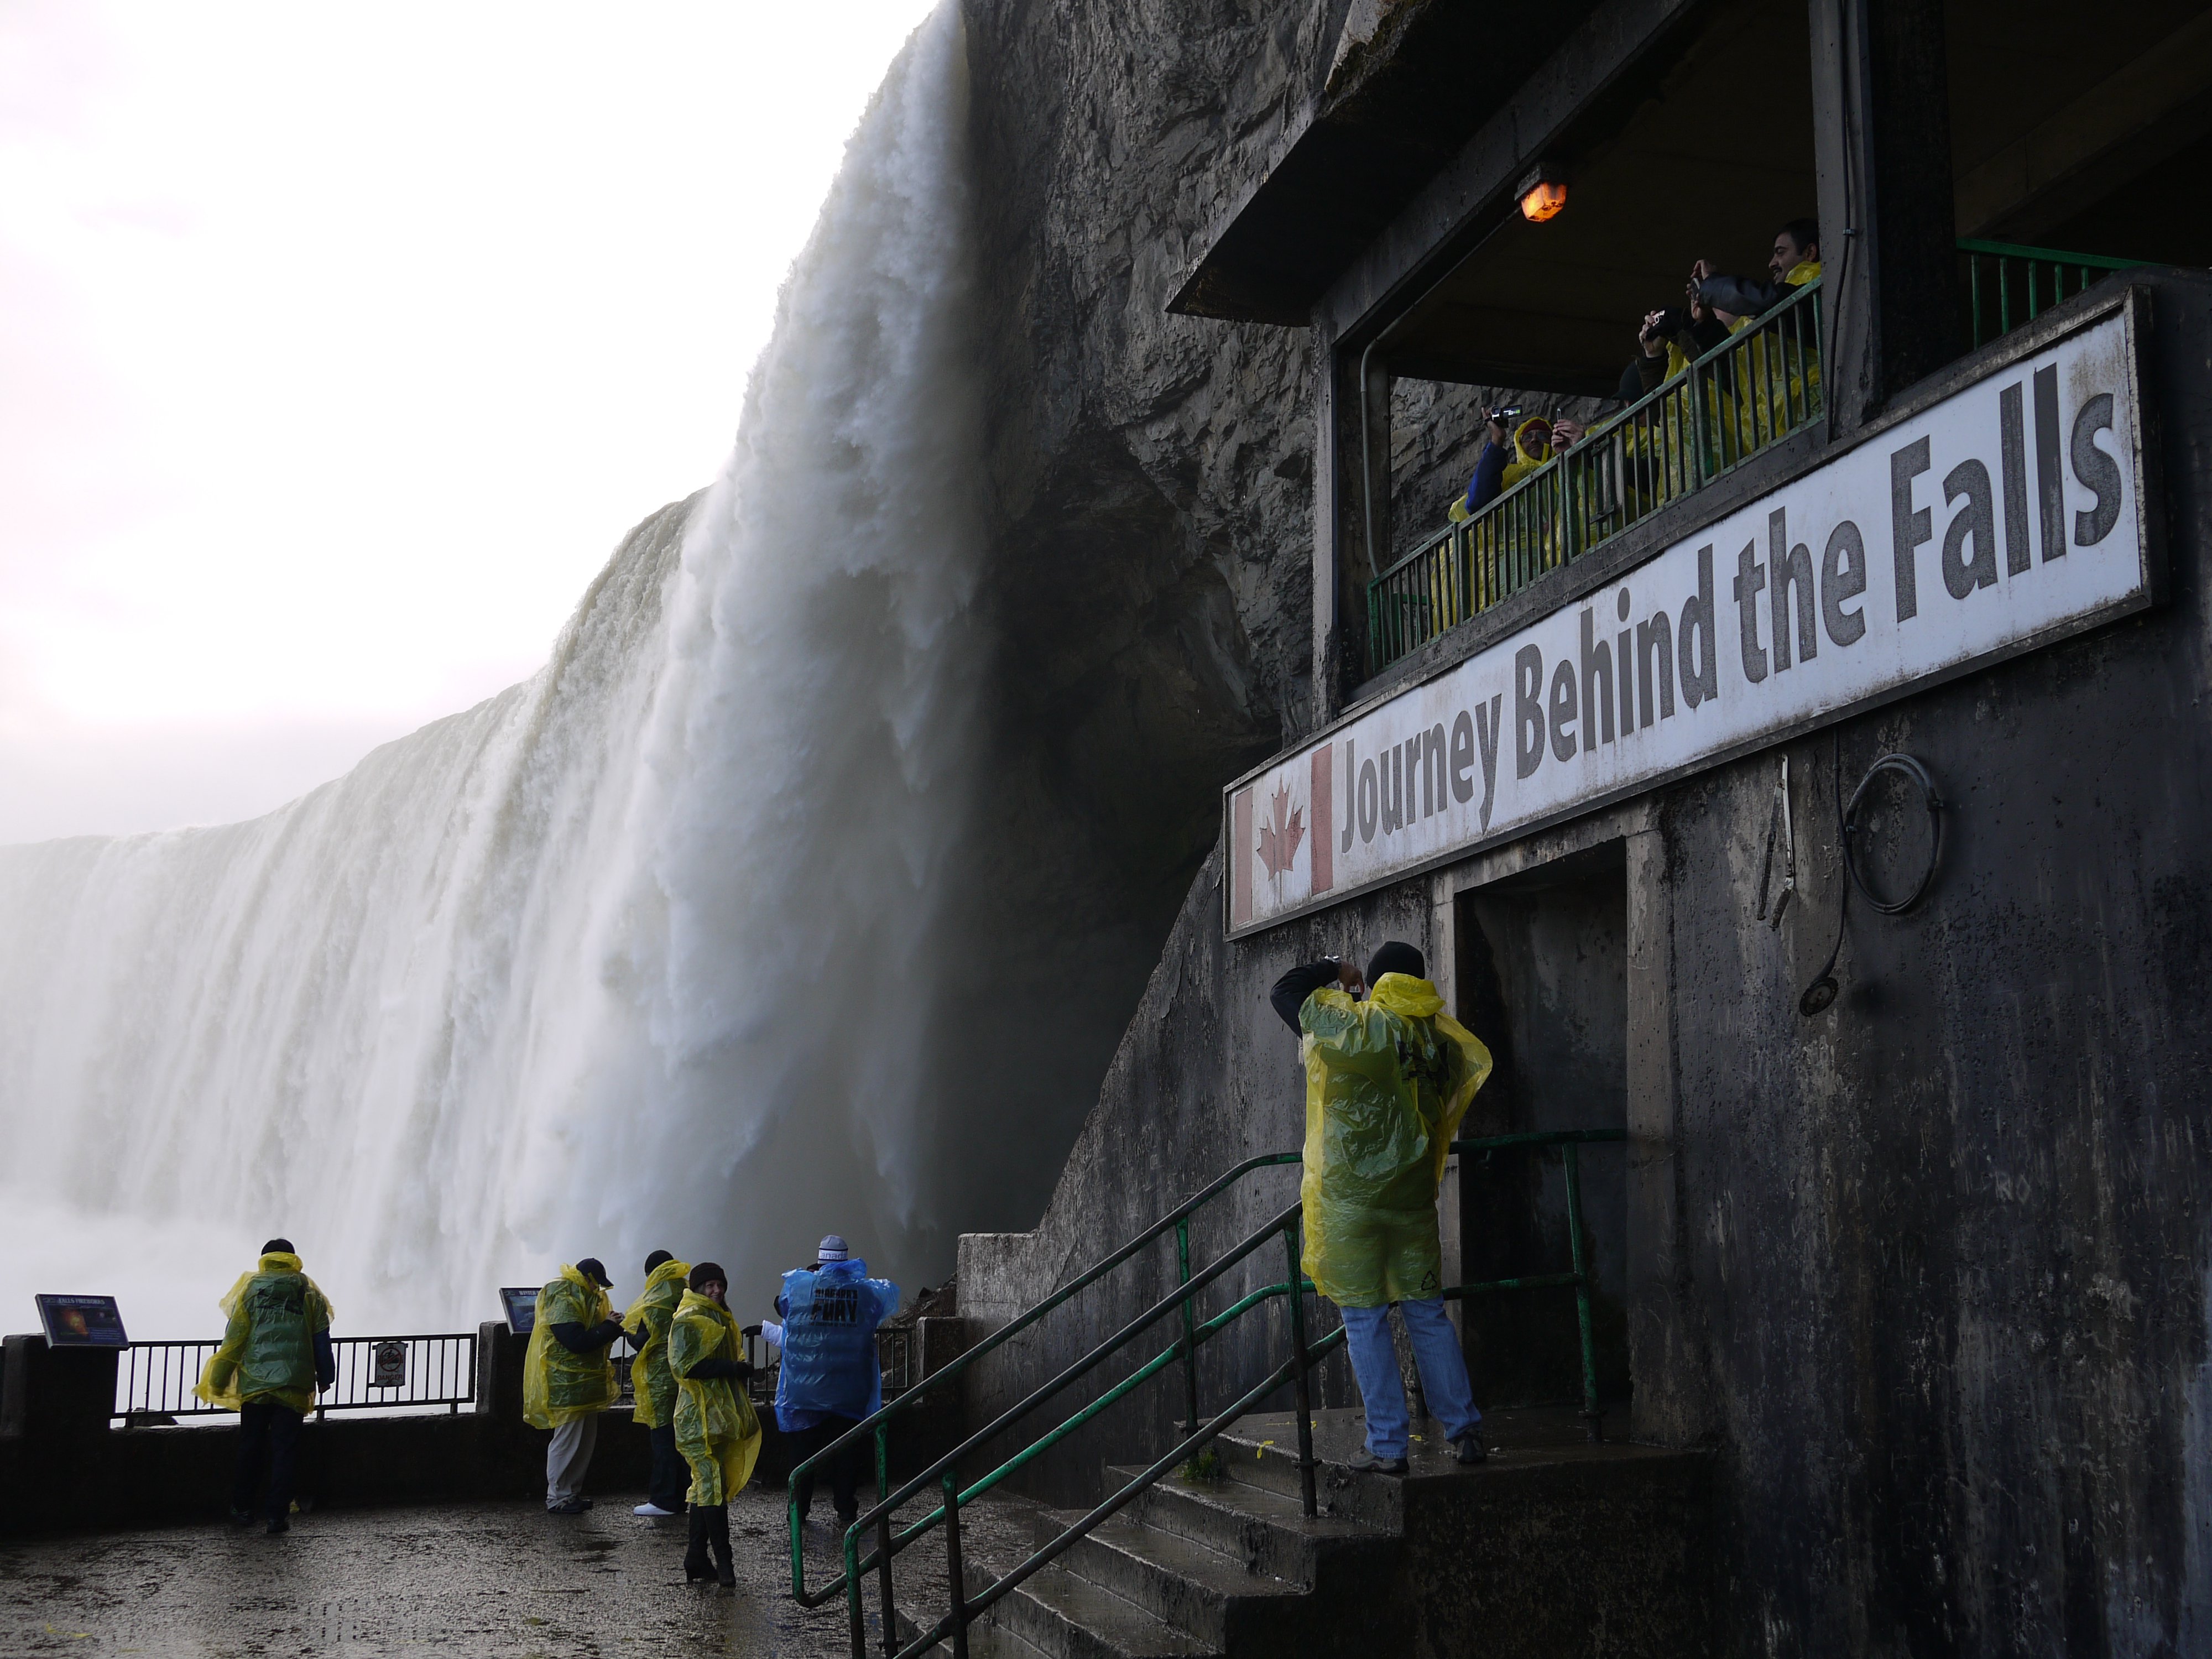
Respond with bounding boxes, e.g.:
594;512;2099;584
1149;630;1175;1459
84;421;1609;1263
1453;841;1631;1410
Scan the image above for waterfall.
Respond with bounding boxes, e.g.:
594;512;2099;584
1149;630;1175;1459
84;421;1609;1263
0;5;988;1339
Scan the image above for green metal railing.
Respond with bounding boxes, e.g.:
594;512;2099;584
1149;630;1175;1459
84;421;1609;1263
786;1126;1624;1659
1960;239;2148;350
1368;280;1824;671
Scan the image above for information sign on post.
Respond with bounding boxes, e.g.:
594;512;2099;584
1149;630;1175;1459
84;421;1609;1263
35;1295;130;1347
499;1287;540;1334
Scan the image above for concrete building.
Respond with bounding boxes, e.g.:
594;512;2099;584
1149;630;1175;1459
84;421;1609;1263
949;1;2212;1652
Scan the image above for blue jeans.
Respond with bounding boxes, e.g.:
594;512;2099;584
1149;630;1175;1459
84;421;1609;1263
1339;1299;1480;1459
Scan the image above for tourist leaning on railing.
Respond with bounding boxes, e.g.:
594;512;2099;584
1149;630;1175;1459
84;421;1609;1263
195;1237;336;1536
523;1257;625;1515
762;1232;900;1529
1690;217;1822;320
1448;411;1583;523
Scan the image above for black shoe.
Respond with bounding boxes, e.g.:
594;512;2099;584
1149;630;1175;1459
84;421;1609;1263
1346;1448;1409;1475
684;1505;714;1583
228;1507;254;1527
709;1505;736;1590
1452;1433;1489;1465
265;1516;290;1535
547;1496;589;1516
835;1506;860;1533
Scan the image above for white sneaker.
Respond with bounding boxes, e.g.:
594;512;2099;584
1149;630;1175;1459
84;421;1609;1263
634;1502;680;1517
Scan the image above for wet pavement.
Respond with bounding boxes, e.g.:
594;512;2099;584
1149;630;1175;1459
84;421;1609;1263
0;1485;1030;1657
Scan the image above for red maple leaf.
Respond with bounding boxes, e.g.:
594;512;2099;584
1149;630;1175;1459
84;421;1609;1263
1258;782;1304;880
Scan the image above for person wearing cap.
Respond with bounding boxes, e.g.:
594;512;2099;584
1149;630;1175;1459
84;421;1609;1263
522;1258;625;1514
1270;942;1494;1474
623;1249;693;1519
760;1234;899;1527
195;1237;336;1535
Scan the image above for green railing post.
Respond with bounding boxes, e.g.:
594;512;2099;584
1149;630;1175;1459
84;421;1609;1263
1282;1220;1318;1518
877;1424;896;1659
1563;1140;1603;1444
1176;1218;1199;1431
846;1517;868;1659
943;1469;970;1659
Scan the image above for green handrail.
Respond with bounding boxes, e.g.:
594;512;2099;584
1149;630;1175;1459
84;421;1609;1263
790;1126;1625;1659
1958;238;2149;349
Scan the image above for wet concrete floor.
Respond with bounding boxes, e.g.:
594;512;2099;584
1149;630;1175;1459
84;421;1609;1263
0;1485;1027;1658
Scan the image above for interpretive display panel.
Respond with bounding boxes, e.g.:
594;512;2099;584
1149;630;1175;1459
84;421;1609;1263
35;1293;130;1347
499;1287;540;1334
1228;302;2153;936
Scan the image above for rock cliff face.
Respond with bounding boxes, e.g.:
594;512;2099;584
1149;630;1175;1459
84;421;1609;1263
936;0;1338;1222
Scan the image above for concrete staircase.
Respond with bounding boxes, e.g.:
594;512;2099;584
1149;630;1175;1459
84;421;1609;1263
899;1406;1715;1659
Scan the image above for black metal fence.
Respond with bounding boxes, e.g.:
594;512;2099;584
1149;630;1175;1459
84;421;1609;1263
110;1321;921;1423
113;1333;478;1422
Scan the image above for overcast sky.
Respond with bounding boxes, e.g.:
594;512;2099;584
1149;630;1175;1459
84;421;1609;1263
0;0;937;843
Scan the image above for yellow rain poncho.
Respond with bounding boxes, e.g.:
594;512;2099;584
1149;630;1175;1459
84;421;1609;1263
622;1258;692;1430
195;1252;334;1415
667;1290;762;1506
522;1265;620;1430
1297;972;1493;1309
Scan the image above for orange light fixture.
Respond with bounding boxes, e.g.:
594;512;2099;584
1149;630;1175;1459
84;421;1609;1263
1519;176;1567;223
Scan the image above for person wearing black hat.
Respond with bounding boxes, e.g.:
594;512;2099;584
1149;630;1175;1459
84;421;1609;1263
1270;942;1495;1474
523;1256;626;1514
195;1237;336;1535
760;1233;899;1527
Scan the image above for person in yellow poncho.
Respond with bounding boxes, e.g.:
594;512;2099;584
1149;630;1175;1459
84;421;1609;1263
195;1237;335;1534
667;1262;761;1588
1270;942;1494;1474
622;1249;692;1519
522;1258;625;1514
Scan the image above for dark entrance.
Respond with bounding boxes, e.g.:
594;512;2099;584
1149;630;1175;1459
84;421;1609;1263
1453;842;1631;1412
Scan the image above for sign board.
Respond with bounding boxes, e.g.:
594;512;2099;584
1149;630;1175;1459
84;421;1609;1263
500;1287;541;1335
1228;302;2153;936
371;1339;408;1388
35;1294;130;1347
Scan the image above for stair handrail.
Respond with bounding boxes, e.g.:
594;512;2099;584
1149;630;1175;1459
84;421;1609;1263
789;1126;1624;1659
784;1148;1303;1609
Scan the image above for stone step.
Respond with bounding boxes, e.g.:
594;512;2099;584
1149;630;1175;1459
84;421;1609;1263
1110;1464;1383;1587
1211;1421;1404;1531
1037;1507;1305;1647
898;1602;1056;1659
951;1546;1220;1659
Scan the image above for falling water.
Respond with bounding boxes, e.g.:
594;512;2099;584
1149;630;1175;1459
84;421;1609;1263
0;6;989;1338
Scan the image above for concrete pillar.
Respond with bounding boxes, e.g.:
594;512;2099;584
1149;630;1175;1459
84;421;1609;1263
1311;316;1346;728
1624;831;1704;1444
1809;0;1963;437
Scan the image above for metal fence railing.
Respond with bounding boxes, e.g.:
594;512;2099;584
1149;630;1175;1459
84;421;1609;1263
112;1333;479;1422
735;1323;920;1411
1368;279;1824;671
109;1317;920;1425
1960;238;2147;351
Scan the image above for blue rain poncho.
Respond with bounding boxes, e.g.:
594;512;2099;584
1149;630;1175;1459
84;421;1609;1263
773;1258;899;1427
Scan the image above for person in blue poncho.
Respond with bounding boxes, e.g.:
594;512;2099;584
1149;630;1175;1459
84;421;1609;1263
760;1233;900;1527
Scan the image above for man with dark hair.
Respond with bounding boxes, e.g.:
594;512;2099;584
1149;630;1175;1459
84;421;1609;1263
1271;943;1494;1473
1689;218;1822;320
196;1238;336;1535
